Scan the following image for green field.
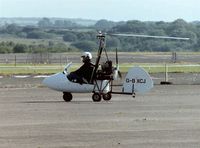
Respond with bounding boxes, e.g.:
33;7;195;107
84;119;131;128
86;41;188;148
1;63;200;75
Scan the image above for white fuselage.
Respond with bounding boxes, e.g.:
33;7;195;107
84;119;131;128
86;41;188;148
43;66;153;95
42;72;110;93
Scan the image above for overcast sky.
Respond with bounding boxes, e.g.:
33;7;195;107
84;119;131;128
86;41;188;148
0;0;200;22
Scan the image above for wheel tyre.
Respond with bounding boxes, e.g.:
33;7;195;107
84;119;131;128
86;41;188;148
63;92;73;102
103;93;112;101
92;93;101;102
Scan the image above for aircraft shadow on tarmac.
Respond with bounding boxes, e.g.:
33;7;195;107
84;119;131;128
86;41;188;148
21;101;64;104
21;100;106;104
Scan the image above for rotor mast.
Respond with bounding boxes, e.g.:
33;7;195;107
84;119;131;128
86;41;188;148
93;32;106;76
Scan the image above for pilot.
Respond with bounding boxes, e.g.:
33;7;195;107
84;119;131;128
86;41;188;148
67;52;95;84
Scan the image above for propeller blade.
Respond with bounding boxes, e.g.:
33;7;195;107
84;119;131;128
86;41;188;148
118;71;122;79
116;48;118;66
109;33;190;40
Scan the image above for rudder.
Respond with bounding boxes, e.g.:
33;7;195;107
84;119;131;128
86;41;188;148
122;67;153;94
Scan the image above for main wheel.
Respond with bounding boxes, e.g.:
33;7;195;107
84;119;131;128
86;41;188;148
103;93;112;101
63;92;73;102
92;93;101;102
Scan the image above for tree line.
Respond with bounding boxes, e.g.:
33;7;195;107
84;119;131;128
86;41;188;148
0;18;200;53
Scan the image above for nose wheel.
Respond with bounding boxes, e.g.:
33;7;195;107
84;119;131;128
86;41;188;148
63;92;73;102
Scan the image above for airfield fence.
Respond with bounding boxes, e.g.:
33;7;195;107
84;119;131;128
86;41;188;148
0;52;200;65
0;53;79;65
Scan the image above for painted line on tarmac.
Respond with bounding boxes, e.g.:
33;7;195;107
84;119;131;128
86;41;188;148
33;75;49;78
151;77;162;80
0;75;49;79
13;75;30;78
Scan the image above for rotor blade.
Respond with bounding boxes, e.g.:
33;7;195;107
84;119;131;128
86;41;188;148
110;33;190;40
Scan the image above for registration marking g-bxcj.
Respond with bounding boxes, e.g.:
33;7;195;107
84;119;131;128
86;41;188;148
126;78;146;84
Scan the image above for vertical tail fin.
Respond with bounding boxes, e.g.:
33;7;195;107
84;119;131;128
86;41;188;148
122;67;153;94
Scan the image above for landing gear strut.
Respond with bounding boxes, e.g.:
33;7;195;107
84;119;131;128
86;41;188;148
63;92;73;102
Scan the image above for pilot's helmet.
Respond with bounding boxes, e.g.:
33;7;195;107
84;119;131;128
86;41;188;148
81;52;92;62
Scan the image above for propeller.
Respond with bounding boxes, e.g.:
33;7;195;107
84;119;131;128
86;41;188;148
108;33;190;40
113;48;122;80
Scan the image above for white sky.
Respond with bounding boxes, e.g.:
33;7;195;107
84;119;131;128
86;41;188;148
0;0;200;22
